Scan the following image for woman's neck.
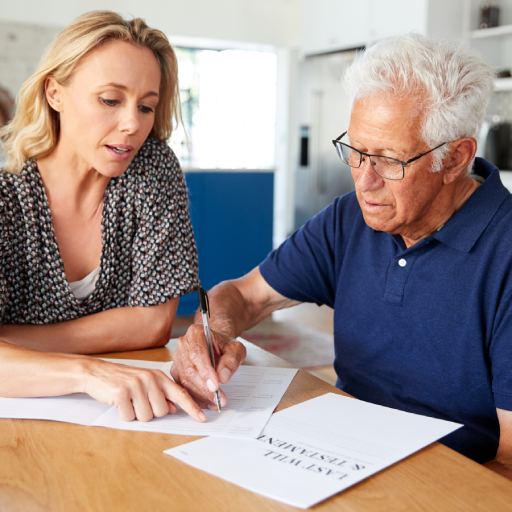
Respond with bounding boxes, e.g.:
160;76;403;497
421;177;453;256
36;143;109;216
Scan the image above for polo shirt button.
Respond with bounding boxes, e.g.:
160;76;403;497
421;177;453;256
398;258;407;268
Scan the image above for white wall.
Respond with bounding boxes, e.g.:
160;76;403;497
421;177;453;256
0;21;60;96
0;0;301;48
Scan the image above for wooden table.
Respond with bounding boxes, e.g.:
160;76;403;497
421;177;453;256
1;340;511;511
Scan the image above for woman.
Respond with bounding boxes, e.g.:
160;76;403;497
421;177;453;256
0;11;206;423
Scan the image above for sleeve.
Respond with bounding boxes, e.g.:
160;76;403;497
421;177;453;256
0;198;7;320
259;199;340;308
127;141;199;307
0;266;6;322
490;288;512;411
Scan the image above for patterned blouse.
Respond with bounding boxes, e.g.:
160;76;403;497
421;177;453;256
0;138;198;324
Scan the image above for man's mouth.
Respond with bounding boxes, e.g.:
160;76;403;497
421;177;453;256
363;199;390;210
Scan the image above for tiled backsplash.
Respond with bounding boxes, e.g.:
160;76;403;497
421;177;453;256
0;20;59;98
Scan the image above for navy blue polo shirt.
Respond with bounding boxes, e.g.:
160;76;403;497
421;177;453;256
260;158;512;463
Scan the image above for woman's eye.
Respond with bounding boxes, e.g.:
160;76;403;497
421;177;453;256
139;105;154;114
99;98;119;107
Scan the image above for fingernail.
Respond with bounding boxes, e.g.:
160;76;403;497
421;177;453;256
220;368;231;383
206;379;217;392
199;411;207;422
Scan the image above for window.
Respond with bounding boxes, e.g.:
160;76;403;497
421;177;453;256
171;47;277;170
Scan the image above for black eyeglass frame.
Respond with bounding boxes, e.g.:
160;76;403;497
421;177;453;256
331;131;447;181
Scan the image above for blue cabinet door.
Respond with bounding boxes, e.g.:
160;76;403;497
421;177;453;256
178;171;274;315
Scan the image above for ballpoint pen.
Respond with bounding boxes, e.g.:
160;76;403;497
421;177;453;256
198;286;222;412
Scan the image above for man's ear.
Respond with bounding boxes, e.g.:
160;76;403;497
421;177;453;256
45;77;63;112
442;137;477;185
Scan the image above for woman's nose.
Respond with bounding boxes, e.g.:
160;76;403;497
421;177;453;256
119;106;140;134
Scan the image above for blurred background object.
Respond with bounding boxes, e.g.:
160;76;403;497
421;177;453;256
0;85;14;127
479;2;500;28
0;85;15;165
478;2;500;28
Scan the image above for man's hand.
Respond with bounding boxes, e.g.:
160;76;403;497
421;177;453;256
171;323;247;407
171;270;294;407
82;358;206;422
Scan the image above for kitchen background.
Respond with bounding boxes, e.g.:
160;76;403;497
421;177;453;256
1;0;511;373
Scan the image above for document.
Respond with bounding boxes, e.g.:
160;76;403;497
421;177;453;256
94;364;298;438
0;359;297;438
165;393;462;509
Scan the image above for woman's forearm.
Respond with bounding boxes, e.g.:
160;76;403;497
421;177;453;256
0;340;87;397
0;340;205;422
0;299;178;354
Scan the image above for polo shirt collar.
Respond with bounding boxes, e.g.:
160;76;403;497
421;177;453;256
432;158;510;253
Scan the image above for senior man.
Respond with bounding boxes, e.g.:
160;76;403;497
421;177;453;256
172;34;512;476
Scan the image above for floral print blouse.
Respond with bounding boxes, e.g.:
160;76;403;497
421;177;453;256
0;138;198;324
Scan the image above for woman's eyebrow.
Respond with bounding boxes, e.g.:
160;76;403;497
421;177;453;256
97;82;159;99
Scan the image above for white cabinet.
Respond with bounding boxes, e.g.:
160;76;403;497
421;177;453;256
301;0;370;55
300;0;466;55
464;0;512;92
368;0;427;41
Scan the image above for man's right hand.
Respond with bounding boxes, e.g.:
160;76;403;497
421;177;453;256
171;324;247;407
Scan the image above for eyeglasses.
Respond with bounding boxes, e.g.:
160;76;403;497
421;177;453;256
332;131;447;181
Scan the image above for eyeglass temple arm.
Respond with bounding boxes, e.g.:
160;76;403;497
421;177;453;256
404;141;447;166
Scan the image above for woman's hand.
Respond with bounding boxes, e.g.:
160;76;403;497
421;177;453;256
171;324;247;407
81;359;206;422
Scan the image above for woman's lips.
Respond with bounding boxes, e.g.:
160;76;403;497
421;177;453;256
105;144;134;161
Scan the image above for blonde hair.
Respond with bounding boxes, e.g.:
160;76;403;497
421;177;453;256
0;10;180;173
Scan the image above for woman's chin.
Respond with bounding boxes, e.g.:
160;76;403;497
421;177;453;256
95;161;133;179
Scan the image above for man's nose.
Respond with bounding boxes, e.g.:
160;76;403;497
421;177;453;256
354;157;384;190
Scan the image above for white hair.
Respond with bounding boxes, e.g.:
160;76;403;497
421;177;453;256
344;33;494;171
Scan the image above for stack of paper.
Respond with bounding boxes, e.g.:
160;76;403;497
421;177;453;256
0;359;297;438
165;393;461;508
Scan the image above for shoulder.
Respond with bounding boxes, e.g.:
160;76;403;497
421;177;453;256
0;167;16;190
137;137;178;161
110;139;182;197
275;191;362;260
131;138;180;175
332;191;361;219
116;139;190;216
0;160;37;185
0;160;37;209
304;191;363;237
